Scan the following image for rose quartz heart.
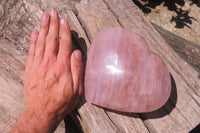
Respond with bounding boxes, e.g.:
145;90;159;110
85;27;171;113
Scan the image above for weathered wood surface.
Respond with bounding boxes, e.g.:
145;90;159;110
0;0;199;133
152;23;200;74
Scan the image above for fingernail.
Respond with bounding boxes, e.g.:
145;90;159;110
50;9;56;16
60;19;66;25
75;51;82;60
42;14;49;21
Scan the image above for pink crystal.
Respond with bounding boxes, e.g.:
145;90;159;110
84;27;171;113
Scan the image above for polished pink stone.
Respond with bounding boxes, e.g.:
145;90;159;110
85;27;171;113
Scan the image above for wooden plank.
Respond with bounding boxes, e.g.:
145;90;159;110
0;0;42;50
0;40;25;131
151;23;200;74
67;10;90;51
0;74;23;132
66;10;90;67
75;0;120;41
74;0;200;132
105;112;149;133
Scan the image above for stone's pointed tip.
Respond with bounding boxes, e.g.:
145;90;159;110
85;27;171;113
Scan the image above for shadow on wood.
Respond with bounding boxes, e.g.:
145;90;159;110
70;30;88;109
140;74;177;120
64;30;87;133
71;30;88;69
64;113;84;133
152;23;200;75
189;123;200;133
132;0;197;28
190;0;200;7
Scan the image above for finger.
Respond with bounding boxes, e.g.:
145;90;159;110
70;50;83;96
44;9;60;58
35;13;50;64
28;30;39;62
25;30;39;81
57;19;72;67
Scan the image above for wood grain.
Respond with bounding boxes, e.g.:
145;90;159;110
0;0;199;133
152;23;200;74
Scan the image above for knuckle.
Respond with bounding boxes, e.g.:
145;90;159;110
56;63;66;76
61;37;70;44
28;50;34;57
47;34;59;43
38;66;47;78
72;62;83;72
36;39;45;47
40;21;49;28
41;57;50;69
38;59;50;77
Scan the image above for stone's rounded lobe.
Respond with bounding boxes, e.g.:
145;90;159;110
85;27;171;113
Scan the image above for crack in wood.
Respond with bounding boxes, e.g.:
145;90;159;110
0;46;24;86
73;11;92;45
101;0;125;28
0;64;23;86
3;36;28;53
104;111;125;133
139;114;154;133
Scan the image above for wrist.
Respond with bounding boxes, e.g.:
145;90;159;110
24;108;60;132
11;109;60;133
24;110;50;131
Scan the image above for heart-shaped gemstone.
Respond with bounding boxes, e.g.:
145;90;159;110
85;27;171;113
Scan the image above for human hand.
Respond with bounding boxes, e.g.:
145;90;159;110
11;10;83;133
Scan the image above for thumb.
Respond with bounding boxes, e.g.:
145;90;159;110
70;50;83;96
